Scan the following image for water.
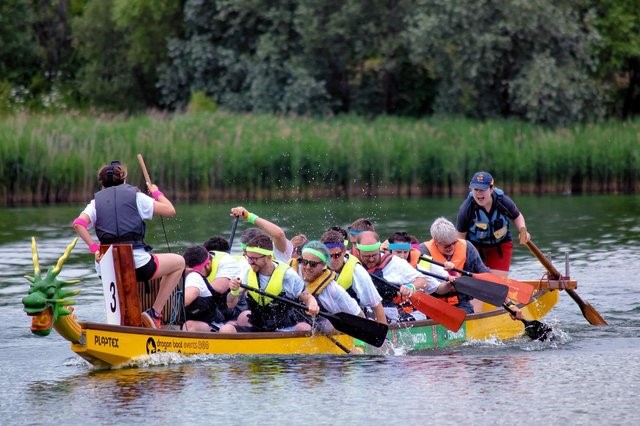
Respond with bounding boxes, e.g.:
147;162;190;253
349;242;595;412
1;195;639;425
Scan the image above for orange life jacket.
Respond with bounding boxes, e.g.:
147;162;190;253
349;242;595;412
423;239;469;306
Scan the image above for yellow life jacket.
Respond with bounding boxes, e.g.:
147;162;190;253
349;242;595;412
206;250;228;282
305;268;336;296
336;254;360;290
247;261;288;306
288;258;335;296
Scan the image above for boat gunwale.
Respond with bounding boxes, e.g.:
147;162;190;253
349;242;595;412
78;288;553;337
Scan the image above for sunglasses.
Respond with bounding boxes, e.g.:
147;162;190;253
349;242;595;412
329;252;343;260
300;259;324;268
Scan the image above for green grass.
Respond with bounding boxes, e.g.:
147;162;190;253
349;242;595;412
0;111;638;205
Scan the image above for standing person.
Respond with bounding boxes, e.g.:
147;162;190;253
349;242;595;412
291;240;364;331
320;230;387;324
230;206;293;262
72;160;185;329
224;234;319;332
356;231;452;323
456;171;531;277
182;245;241;332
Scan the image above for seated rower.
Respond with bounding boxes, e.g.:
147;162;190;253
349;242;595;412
420;217;522;316
231;206;294;262
289;240;364;331
222;234;319;332
356;230;453;323
384;231;422;268
182;245;241;332
347;218;375;257
203;235;247;320
320;229;387;324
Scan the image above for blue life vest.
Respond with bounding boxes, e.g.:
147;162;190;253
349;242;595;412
466;188;510;246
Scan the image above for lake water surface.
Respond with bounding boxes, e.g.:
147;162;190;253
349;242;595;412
1;195;639;425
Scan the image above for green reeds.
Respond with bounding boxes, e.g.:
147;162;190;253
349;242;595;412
0;111;638;206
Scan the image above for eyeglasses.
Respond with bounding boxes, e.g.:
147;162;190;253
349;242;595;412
245;254;266;263
329;252;343;260
300;259;323;268
437;240;457;250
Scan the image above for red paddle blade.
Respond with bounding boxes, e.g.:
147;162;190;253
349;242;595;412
473;273;534;304
409;292;466;332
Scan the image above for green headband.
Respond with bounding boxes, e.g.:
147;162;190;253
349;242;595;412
245;246;273;256
301;247;328;264
357;241;381;252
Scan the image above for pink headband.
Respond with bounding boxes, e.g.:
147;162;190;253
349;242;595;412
191;254;211;273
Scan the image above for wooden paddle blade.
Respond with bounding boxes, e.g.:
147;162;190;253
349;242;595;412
472;273;534;304
327;312;388;348
523;319;554;341
566;289;608;326
526;241;608;326
454;276;508;307
409;292;466;332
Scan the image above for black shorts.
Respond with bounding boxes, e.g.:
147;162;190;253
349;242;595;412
135;255;157;282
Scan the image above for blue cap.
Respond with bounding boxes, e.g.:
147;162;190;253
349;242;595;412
469;171;494;190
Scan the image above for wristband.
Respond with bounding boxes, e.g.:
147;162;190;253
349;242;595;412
72;217;89;229
152;190;164;201
506;300;516;308
247;213;259;224
89;243;100;254
405;283;416;293
230;289;241;296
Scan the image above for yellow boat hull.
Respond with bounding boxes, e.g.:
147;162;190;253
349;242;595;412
52;289;559;367
66;324;354;368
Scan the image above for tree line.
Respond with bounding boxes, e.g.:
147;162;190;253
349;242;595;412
1;0;639;126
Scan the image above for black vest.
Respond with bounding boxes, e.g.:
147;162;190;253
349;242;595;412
94;184;147;250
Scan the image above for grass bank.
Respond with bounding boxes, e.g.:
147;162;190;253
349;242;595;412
0;111;638;206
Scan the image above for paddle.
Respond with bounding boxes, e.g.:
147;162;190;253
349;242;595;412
228;216;239;250
503;303;554;341
137;153;171;250
419;255;533;304
368;273;466;332
238;284;388;347
525;240;607;326
417;267;509;307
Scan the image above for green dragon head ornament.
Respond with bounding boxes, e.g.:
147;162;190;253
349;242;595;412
22;237;81;336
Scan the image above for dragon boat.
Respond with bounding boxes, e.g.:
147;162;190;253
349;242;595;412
22;237;577;368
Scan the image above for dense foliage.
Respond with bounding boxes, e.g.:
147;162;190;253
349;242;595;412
1;0;639;126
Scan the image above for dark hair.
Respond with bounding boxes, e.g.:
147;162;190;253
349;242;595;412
388;231;412;244
246;234;273;250
240;227;264;244
203;236;230;253
183;245;209;268
325;225;348;240
348;218;375;232
320;229;345;245
98;161;127;188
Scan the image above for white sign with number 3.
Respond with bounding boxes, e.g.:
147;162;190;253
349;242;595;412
99;245;121;325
